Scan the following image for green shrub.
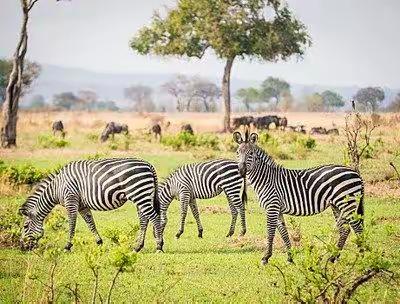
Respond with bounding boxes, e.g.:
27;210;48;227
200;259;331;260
37;134;69;149
3;164;49;185
161;132;220;151
0;201;22;247
86;132;99;143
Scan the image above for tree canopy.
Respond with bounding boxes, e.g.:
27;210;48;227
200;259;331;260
124;85;155;112
354;87;385;112
0;59;41;105
260;76;290;107
321;90;345;111
236;87;261;111
131;0;310;130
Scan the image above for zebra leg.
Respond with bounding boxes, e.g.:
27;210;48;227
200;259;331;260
189;200;204;238
239;204;246;236
277;215;293;263
262;207;279;265
79;208;102;245
64;199;79;251
134;209;149;252
176;193;190;239
226;202;238;237
330;205;351;262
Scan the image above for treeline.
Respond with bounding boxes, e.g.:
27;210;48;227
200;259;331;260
236;76;398;113
1;58;400;113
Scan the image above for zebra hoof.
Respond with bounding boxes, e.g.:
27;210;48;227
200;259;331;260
287;256;294;264
261;258;269;266
175;232;182;239
328;254;340;263
239;230;246;237
198;230;203;238
134;245;144;252
226;232;234;238
96;239;103;245
64;243;73;251
156;249;164;253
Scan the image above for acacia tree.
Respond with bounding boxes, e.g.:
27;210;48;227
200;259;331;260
191;78;221;112
261;76;290;108
321;90;344;111
124;85;155;112
131;0;310;131
1;0;61;148
236;87;260;112
354;87;385;112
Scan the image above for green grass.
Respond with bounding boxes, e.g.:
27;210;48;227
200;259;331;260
1;128;400;302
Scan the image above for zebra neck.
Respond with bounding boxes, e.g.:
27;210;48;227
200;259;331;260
36;181;59;221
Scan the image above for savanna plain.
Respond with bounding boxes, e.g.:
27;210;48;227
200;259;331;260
1;111;400;303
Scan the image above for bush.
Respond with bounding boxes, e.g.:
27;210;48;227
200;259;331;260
258;132;291;160
1;164;49;185
37;134;69;149
86;132;99;143
161;132;220;151
0;200;22;247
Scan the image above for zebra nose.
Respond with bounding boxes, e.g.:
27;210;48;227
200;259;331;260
238;163;246;177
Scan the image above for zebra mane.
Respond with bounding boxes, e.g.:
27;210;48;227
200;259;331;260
254;144;281;168
20;173;57;214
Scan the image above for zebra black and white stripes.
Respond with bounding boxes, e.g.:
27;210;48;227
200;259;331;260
234;131;364;264
19;158;163;252
159;159;247;238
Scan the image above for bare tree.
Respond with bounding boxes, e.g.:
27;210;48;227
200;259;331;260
344;111;377;173
191;78;221;112
124;85;155;113
161;75;190;112
1;0;59;148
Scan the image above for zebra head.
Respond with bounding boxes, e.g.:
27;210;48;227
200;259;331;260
19;199;44;250
19;175;55;250
233;130;259;177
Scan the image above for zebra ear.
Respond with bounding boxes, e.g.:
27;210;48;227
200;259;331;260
250;133;258;144
233;132;243;144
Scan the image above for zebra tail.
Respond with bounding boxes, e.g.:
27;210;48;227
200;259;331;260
357;185;365;225
242;178;248;207
150;164;160;215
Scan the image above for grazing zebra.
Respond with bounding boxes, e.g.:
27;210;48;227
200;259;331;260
19;158;164;252
233;131;364;265
159;159;247;239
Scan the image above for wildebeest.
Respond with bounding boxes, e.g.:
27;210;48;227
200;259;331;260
288;125;306;134
254;115;280;130
327;128;339;135
150;123;162;141
310;127;327;135
181;124;194;135
278;117;288;130
52;120;65;138
100;122;129;142
232;116;254;129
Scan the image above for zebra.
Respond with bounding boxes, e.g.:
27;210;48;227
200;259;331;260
19;158;164;252
233;131;364;265
158;159;247;239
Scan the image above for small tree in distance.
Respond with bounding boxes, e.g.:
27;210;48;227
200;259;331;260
236;87;260;112
321;90;345;111
124;85;155;113
131;0;310;131
261;76;290;109
354;87;385;112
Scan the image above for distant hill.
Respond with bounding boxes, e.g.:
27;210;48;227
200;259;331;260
23;64;398;110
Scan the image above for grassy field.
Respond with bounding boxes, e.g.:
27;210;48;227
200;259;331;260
1;111;400;303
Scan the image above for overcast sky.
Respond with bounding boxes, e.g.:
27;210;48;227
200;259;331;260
1;0;399;88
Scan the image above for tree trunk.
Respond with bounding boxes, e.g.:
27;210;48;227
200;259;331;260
202;97;209;112
1;0;31;148
222;57;235;132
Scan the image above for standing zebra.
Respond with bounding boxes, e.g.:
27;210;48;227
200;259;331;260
159;159;247;239
233;131;364;265
19;158;164;252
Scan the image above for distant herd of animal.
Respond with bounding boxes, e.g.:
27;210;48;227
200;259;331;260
51;115;339;142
